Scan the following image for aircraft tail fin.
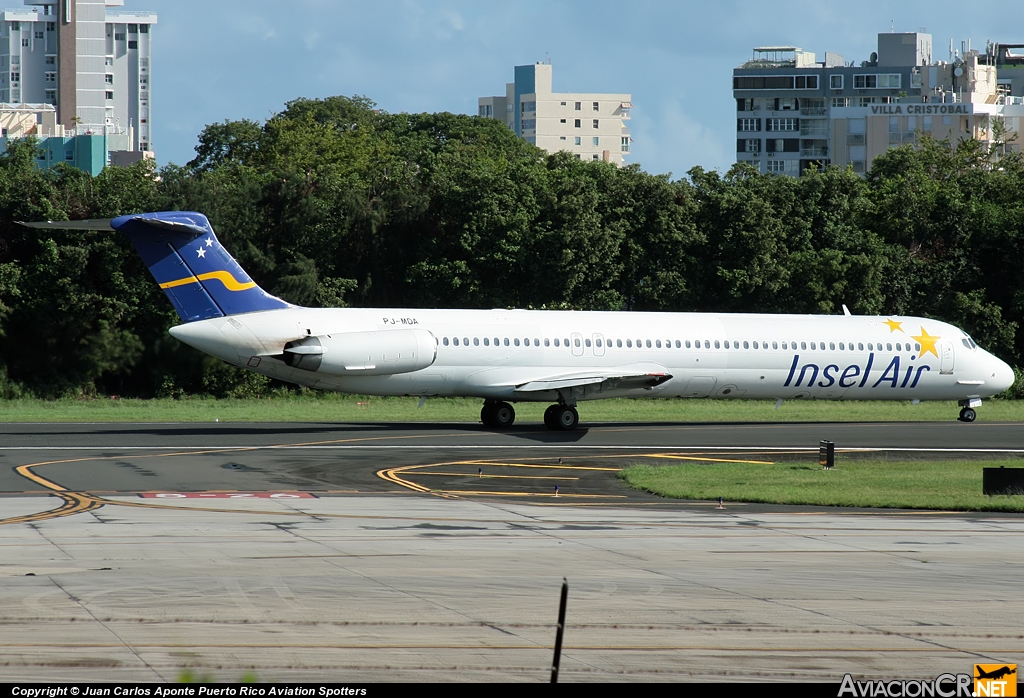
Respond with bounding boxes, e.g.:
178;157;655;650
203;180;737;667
111;211;290;322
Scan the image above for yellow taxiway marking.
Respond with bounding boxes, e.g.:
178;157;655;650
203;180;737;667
461;461;621;471
646;454;775;465
436;490;625;498
411;472;580;480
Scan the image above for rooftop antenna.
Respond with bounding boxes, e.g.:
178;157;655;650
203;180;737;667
545;51;550;64
890;20;894;32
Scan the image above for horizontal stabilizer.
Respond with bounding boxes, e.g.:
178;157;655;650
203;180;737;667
19;219;114;231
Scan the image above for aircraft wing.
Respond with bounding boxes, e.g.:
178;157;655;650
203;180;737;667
509;363;673;394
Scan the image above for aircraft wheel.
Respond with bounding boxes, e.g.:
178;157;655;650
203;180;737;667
492;401;516;428
480;403;496;427
554;405;579;431
959;407;977;423
543;404;559;430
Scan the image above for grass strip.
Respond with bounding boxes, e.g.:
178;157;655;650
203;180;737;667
618;458;1024;512
0;396;1021;423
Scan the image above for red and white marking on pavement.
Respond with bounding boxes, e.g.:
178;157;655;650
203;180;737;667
141;492;316;499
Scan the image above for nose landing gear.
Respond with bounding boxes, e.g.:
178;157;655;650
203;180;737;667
957;398;981;423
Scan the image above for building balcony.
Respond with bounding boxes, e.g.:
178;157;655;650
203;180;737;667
846;134;865;145
800;147;828;157
801;107;827;116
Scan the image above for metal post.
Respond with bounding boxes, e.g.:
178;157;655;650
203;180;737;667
820;440;835;469
550;578;568;683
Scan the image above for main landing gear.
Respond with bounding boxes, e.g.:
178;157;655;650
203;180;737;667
481;400;516;428
544;404;579;431
479;401;581;431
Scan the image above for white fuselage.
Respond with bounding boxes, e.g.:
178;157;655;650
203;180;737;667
169;307;1015;403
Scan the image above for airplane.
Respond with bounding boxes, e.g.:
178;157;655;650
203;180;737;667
23;211;1015;430
975;666;1017;681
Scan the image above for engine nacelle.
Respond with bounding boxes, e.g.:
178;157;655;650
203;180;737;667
282;329;436;376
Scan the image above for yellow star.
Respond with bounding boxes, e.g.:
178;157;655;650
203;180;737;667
883;318;904;333
912;327;941;358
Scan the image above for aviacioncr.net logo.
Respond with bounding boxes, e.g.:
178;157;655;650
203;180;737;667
838;673;973;697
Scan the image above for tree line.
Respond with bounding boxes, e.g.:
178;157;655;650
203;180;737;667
0;95;1021;398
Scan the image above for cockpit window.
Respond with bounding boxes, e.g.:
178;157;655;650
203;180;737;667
962;334;978;349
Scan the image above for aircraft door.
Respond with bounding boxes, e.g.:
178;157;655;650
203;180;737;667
940;341;955;375
593;333;606;357
570;332;584;357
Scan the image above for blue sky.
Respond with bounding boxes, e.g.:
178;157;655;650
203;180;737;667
148;0;1023;178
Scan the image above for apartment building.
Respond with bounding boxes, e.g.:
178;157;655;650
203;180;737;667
479;63;632;165
735;32;1024;176
0;0;155;168
734;34;933;176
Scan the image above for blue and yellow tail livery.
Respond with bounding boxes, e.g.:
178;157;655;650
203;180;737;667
111;211;289;322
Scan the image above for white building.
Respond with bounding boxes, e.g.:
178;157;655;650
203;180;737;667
479;63;632;165
0;0;155;160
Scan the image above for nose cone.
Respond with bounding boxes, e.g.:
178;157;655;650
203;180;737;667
989;355;1016;394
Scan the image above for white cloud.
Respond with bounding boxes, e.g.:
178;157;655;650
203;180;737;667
630;100;730;179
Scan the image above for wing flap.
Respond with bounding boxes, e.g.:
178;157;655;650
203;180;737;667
509;364;673;394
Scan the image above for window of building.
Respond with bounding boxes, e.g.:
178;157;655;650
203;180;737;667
105;74;113;84
44;72;54;82
559;136;566;141
795;75;818;89
140;24;149;33
105;91;113;100
9;73;19;83
560;101;566;106
766;118;797;131
140;57;149;67
128;24;138;33
592;154;599;160
10;22;18;31
744;139;760;153
922;116;932;131
128;40;138;49
65;150;74;161
521;118;535;130
21;38;28;47
592;101;599;111
592;119;599;128
574;119;580;128
737;118;760;132
621;136;629;153
115;33;125;41
46;56;55;65
45;89;55;102
737;98;757;111
46;22;55;31
854;74;901;89
574;101;581;110
778;98;796;111
574;136;581;145
559;118;566;123
830;75;843;89
34;31;43;39
592;137;599;146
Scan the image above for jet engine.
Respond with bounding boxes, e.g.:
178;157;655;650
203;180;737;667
281;329;436;376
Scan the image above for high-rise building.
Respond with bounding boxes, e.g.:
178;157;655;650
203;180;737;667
479;63;633;165
734;32;1024;176
0;0;155;167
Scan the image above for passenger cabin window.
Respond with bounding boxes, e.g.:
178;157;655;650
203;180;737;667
474;338;479;346
886;343;892;351
617;339;623;348
504;338;510;346
443;337;449;346
714;340;720;349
